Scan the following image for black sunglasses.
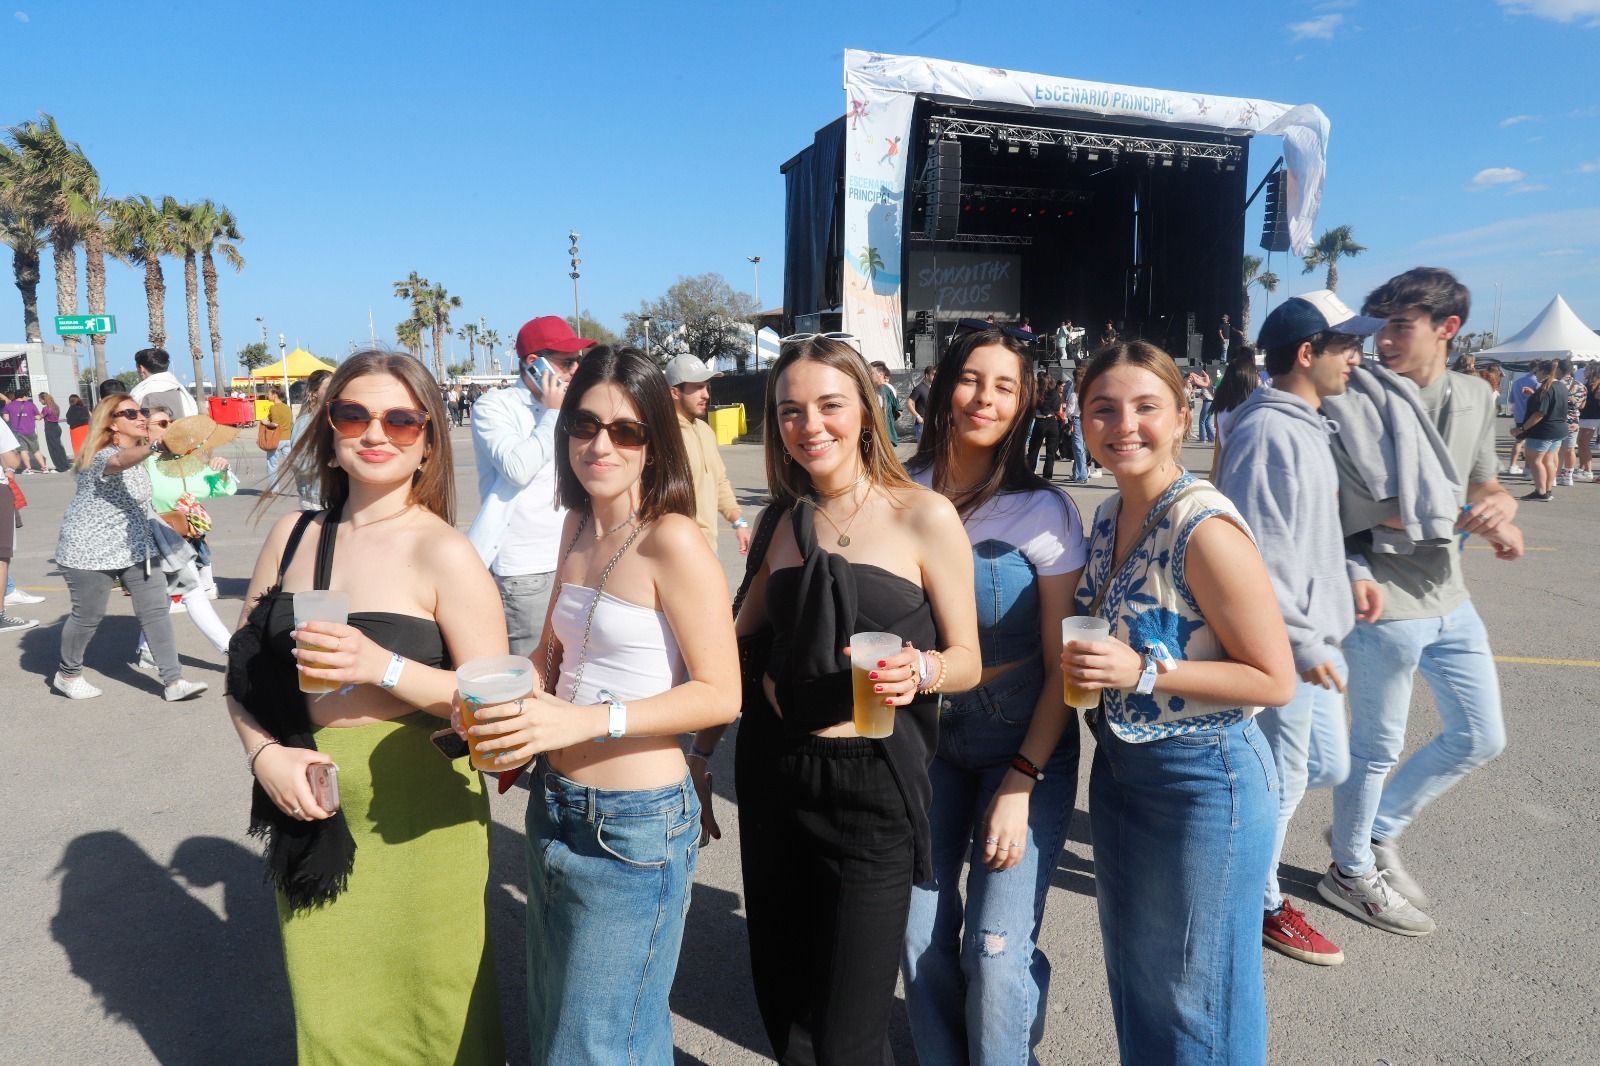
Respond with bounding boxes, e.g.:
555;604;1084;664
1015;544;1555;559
565;411;650;448
112;407;146;421
953;318;1036;344
326;400;430;445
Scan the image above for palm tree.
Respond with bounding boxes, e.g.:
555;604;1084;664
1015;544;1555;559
395;317;424;356
456;322;480;373
480;328;501;372
392;272;430;358
106;194;176;348
0;145;46;343
7;115;100;382
857;246;884;281
1240;255;1280;339
193;200;244;399
82;195;113;385
1301;225;1366;293
424;285;462;380
168;201;211;402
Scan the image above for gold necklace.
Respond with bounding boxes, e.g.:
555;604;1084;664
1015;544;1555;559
805;484;872;547
814;472;867;499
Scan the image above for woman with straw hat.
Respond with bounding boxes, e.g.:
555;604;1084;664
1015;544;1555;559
145;408;239;599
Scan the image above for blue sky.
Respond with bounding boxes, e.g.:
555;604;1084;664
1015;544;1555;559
3;0;1597;380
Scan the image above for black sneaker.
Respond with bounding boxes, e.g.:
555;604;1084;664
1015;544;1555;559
1519;490;1553;502
0;613;39;635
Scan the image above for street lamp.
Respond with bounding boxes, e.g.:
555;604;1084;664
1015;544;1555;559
747;255;762;370
568;230;582;331
278;332;289;404
640;313;653;360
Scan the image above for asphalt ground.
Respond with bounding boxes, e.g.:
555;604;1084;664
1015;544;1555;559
1;419;1594;1065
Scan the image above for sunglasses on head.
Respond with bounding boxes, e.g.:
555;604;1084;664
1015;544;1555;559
952;318;1036;344
780;331;863;354
565;411;650;448
326;400;429;445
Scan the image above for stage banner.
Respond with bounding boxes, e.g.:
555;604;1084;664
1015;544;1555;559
842;49;1330;367
906;251;1021;318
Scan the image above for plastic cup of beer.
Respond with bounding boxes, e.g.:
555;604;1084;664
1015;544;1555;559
1061;616;1112;709
456;654;535;772
293;591;350;695
850;631;903;739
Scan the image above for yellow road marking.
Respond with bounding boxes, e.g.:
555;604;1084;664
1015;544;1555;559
1495;656;1600;668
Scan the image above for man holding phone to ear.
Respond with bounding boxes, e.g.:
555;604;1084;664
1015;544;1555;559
467;316;596;655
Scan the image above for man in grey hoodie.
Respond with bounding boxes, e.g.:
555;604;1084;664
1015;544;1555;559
1321;268;1523;939
1216;290;1384;966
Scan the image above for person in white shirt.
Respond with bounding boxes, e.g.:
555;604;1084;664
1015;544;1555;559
128;348;200;419
466;316;596;655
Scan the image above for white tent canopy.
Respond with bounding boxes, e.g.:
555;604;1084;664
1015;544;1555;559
1479;295;1600;360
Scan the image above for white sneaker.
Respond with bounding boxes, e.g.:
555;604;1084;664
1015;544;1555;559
1316;864;1436;936
204;587;219;600
1558;473;1574;487
1089;467;1103;479
1508;463;1525;476
52;672;103;700
1371;839;1432;910
1576;469;1596;482
4;588;45;605
131;648;159;673
168;597;188;615
163;678;208;702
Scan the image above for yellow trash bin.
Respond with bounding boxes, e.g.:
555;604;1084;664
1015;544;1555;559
708;403;747;446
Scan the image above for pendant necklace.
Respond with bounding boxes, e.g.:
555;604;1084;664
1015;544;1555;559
807;484;871;547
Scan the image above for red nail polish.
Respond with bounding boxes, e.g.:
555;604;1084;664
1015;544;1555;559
869;671;879;680
877;660;887;668
874;685;883;693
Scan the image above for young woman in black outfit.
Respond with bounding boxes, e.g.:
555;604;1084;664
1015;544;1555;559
690;335;979;1064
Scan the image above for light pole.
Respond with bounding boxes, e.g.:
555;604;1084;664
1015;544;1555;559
640;313;653;360
278;332;289;405
1492;281;1503;346
478;315;487;375
568;230;582;332
747;255;762;370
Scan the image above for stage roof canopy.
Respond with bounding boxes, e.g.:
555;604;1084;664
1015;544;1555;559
1480;295;1600;360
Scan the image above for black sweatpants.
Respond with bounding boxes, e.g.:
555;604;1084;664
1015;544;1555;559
736;704;914;1066
1026;418;1061;480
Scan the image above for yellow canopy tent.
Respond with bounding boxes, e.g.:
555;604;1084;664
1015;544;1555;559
250;348;334;380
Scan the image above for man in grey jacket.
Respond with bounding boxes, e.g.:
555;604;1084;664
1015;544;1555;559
1321;268;1523;938
1217;290;1384;965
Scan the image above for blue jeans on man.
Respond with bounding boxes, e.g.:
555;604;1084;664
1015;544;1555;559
1198;399;1215;443
1331;602;1505;876
1257;649;1351;911
1067;419;1088;481
903;657;1079;1066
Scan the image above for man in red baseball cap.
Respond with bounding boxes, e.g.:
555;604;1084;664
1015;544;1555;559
466;316;596;654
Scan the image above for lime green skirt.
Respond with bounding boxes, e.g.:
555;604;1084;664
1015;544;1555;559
277;712;505;1066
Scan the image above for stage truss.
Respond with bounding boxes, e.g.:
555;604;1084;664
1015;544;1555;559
927;116;1244;170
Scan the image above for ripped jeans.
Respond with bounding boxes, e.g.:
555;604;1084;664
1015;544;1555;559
902;657;1080;1066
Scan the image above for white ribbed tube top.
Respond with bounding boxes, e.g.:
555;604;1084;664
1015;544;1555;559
551;583;685;705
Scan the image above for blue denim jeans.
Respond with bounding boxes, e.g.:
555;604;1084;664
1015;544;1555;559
265;440;292;484
1091;715;1277;1066
1068;421;1088;481
903;657;1079;1066
526;760;700;1065
1331;601;1505;876
1256;649;1351;911
1198;399;1215;442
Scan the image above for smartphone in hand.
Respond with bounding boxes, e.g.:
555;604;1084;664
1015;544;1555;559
525;356;555;400
307;762;341;813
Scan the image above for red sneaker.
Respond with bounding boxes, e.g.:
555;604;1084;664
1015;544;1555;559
1264;900;1345;966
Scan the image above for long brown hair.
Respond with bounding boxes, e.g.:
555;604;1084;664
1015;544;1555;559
553;346;694;524
73;393;142;471
1078;340;1191;460
908;327;1044;517
270;350;454;523
762;336;916;509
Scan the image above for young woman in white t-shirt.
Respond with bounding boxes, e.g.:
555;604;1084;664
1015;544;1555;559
901;325;1088;1064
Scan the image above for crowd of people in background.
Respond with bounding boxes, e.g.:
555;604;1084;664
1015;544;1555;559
0;263;1570;1065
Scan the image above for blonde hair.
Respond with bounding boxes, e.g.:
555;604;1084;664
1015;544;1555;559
762;336;916;509
73;394;142;471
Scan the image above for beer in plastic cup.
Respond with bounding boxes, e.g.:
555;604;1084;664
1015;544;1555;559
850;631;903;739
1061;616;1112;709
293;591;350;695
456;654;535;772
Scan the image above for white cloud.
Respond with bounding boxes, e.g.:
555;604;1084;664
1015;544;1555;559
1541;248;1584;256
1315;0;1360;9
1500;114;1539;127
1470;166;1527;189
1414;208;1600;260
1579;160;1600;173
1288;13;1343;40
1497;0;1600;25
1511;182;1551;193
12;10;26;21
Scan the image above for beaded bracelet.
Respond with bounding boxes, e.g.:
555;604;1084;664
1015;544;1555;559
917;649;948;695
245;738;281;776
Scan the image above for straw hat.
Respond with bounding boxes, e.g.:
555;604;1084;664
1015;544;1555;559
154;414;240;476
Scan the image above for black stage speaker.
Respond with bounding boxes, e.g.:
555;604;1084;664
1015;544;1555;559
1260;170;1290;253
1186;333;1204;362
925;140;961;242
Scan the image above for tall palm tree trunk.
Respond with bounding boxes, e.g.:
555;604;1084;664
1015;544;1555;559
1326;262;1339;293
202;250;225;400
52;240;80;380
183;251;205;402
143;250;167;348
431;323;445;380
84;227;108;384
467;336;477;373
11;247;42;343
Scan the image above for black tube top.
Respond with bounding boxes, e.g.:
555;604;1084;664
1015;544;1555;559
265;597;451;672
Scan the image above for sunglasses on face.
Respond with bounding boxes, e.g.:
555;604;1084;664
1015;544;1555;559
565;411;650;448
112;407;145;421
326;400;429;445
149;419;172;429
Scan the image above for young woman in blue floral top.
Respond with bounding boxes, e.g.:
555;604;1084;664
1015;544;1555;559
1062;342;1296;1065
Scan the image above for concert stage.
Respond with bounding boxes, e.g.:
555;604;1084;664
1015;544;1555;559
781;51;1330;369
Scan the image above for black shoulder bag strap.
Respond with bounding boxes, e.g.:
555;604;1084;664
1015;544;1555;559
276;510;320;586
732;502;786;619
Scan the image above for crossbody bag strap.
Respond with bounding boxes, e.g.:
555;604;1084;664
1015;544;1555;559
732;502;786;619
274;509;321;586
312;501;343;590
1085;483;1200;619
